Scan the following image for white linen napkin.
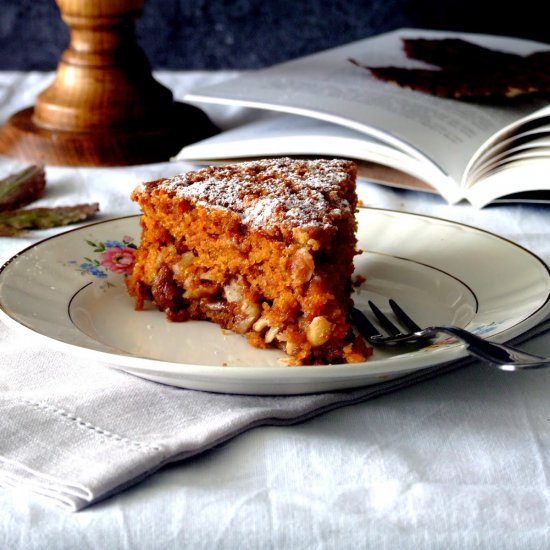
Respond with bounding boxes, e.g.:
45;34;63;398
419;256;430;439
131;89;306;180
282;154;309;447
1;316;549;511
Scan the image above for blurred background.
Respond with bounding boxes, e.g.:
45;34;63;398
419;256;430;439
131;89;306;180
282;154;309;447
0;0;547;71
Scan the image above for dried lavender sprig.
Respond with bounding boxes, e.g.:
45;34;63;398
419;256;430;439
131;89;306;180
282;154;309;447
0;203;100;236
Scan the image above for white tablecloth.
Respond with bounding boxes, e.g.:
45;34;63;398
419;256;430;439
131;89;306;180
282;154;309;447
1;70;550;549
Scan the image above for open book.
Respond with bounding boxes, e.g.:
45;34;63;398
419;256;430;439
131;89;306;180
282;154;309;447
177;28;550;208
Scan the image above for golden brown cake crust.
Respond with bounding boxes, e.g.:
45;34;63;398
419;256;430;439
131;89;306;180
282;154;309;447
126;158;371;366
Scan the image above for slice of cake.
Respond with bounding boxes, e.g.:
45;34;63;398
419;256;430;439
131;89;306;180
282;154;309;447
126;157;371;365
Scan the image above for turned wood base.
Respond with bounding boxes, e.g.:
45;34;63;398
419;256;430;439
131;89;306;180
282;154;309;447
0;103;218;167
0;0;219;167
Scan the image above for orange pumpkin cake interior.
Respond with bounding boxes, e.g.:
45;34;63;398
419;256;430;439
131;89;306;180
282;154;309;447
126;157;370;365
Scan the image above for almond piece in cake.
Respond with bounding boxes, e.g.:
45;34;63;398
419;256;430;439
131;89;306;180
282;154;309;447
125;157;371;366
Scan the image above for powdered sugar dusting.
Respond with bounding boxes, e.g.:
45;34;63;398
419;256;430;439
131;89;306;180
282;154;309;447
140;158;356;235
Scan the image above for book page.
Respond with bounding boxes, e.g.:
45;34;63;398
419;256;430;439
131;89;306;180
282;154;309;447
464;106;550;189
469;131;550;182
176;114;447;190
176;114;437;194
465;158;550;208
185;29;549;200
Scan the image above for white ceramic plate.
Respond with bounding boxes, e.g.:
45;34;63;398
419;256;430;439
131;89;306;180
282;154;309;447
1;209;549;395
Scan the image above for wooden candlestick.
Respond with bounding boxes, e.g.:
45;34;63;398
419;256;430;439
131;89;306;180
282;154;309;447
0;0;217;166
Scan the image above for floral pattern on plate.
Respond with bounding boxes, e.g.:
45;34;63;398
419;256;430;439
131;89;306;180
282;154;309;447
67;235;137;287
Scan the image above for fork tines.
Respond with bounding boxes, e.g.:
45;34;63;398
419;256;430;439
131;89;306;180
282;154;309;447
351;299;431;347
388;299;422;332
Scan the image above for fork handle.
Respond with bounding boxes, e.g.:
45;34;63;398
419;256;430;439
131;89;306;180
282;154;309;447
421;326;549;370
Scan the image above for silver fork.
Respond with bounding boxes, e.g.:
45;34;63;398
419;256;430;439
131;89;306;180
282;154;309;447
351;299;550;370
